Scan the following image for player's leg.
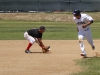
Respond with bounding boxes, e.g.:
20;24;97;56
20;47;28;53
24;32;36;53
84;29;95;50
78;31;87;57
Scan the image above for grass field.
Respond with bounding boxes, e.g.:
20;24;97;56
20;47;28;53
0;13;100;75
0;20;100;40
72;57;100;75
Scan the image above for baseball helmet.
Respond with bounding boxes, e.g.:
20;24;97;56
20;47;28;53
73;9;80;16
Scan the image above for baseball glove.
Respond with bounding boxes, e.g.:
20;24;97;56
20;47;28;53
42;46;50;53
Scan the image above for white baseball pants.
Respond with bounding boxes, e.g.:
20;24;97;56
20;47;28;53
78;28;94;54
24;32;39;44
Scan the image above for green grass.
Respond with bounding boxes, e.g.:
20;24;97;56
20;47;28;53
0;20;100;40
72;57;100;75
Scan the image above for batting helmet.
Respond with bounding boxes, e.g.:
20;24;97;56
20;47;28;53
73;9;81;16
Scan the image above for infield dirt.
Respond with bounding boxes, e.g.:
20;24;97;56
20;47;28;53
0;40;100;75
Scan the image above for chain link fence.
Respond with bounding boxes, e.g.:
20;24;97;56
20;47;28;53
0;0;100;12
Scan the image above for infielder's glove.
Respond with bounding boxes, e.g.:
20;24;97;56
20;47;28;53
42;46;50;53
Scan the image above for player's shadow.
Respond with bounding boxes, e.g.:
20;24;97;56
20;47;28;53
30;52;51;54
83;56;100;58
83;52;100;58
31;52;43;53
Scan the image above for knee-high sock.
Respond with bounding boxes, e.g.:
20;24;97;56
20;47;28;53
79;42;86;54
26;43;32;50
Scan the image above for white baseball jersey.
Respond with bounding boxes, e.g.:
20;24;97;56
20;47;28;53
73;13;93;31
73;13;94;55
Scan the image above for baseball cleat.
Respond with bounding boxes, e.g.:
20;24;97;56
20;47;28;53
47;46;51;50
80;53;87;58
92;45;95;50
25;50;32;53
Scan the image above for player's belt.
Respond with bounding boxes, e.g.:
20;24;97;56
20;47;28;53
84;28;89;31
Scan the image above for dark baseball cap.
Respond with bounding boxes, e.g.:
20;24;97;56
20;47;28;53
39;26;45;30
73;9;80;16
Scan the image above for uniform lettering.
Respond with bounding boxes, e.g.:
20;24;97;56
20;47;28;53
77;22;85;25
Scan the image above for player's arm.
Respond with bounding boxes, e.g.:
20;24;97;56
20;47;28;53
37;38;46;49
82;14;93;28
87;20;93;26
77;27;79;32
82;20;93;28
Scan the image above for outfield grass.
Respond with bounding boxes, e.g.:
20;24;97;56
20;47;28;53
0;20;100;40
72;57;100;75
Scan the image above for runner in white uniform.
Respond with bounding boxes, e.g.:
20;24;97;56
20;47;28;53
72;9;95;58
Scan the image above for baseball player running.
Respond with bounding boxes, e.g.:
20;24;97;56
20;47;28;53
24;26;50;53
72;9;95;58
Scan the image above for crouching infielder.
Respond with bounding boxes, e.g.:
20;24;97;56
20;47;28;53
24;26;50;53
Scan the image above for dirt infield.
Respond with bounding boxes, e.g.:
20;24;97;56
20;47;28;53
0;40;100;75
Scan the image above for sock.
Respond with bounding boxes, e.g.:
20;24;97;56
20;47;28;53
26;43;32;50
79;42;86;54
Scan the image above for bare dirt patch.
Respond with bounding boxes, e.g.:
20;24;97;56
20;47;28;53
0;40;99;75
0;12;100;22
0;13;73;22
